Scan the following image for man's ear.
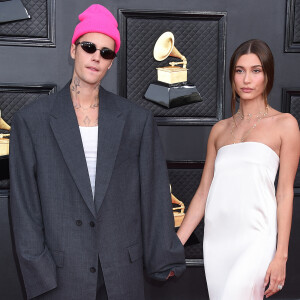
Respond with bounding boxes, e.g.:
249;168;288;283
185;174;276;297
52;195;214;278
70;44;76;60
108;60;113;70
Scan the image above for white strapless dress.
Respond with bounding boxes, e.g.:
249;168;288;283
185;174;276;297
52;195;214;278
204;142;279;300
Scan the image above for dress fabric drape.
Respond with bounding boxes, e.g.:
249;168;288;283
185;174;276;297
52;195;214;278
204;142;279;300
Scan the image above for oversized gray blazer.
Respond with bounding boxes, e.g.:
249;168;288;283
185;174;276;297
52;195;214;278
9;83;186;300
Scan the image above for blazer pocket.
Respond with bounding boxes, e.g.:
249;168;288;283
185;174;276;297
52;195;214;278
127;242;143;263
51;250;64;268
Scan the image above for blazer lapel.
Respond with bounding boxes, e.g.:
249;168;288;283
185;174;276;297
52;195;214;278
49;84;96;218
94;87;125;213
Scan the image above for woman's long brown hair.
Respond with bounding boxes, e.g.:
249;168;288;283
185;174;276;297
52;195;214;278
229;39;274;116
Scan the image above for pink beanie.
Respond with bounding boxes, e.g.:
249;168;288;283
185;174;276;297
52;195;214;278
72;4;120;53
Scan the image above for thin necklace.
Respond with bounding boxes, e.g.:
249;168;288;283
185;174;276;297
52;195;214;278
236;108;267;122
231;105;269;143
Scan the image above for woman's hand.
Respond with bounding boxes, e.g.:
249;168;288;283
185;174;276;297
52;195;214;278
264;256;287;298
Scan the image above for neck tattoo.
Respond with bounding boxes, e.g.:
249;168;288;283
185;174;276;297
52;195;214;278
71;77;99;111
71;77;81;109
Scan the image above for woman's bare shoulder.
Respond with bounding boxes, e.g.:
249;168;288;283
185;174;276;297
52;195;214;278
267;109;299;150
209;118;233;147
269;108;299;129
278;112;298;125
211;117;232;133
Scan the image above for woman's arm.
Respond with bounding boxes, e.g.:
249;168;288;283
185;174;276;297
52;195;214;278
264;114;300;298
177;122;222;245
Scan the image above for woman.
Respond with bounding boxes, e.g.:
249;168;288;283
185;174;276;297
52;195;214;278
177;39;300;299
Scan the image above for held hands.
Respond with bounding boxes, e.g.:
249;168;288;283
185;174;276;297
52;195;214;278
264;256;286;298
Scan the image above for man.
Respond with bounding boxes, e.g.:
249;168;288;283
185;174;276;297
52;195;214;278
9;4;186;300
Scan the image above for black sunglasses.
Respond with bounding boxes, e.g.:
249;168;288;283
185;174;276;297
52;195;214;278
75;41;117;60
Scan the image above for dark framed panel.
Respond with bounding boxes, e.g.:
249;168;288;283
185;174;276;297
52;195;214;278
0;83;56;126
167;161;204;266
0;0;55;47
118;10;226;125
282;193;300;298
285;0;300;52
0;190;26;300
282;88;300;189
0;156;9;181
0;83;56;189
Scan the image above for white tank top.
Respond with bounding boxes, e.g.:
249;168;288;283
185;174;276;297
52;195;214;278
79;126;98;199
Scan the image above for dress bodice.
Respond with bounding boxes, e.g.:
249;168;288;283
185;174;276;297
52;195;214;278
215;142;279;182
205;142;279;238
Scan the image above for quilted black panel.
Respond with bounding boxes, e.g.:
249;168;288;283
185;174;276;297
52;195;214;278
0;92;43;125
0;85;55;188
290;95;300;188
0;85;56;131
294;0;300;42
168;164;204;259
286;0;300;52
291;95;300;124
119;11;226;122
0;0;47;37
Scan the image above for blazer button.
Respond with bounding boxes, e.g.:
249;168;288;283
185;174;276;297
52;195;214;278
89;221;95;227
90;267;96;273
76;220;82;226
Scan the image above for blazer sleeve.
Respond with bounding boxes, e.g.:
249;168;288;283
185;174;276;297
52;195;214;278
139;112;186;281
9;113;57;299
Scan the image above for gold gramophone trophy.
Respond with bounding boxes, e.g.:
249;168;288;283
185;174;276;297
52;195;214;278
170;185;199;245
169;185;185;228
0;109;10;156
144;31;201;108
